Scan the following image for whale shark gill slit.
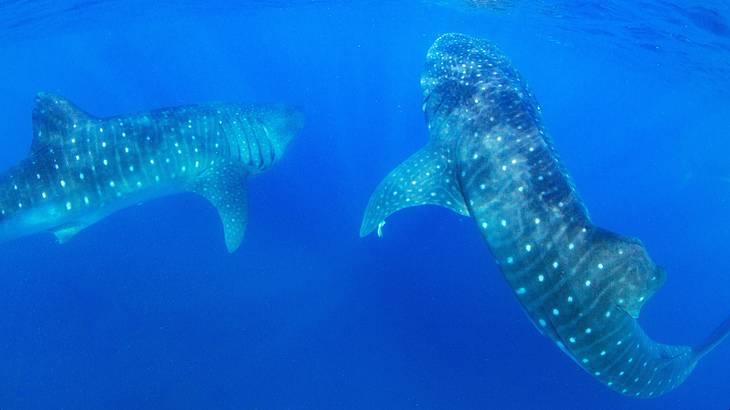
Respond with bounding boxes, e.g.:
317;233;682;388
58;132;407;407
361;33;730;398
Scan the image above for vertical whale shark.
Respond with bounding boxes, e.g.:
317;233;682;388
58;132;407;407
0;93;303;252
360;33;730;398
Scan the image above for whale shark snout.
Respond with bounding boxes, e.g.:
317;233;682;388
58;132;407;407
259;104;305;157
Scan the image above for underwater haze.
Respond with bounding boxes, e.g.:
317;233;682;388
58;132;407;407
0;1;729;409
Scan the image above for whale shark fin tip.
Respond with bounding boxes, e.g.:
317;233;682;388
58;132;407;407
190;163;248;253
52;224;86;244
360;144;469;237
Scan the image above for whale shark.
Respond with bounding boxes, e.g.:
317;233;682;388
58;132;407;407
427;0;517;11
360;33;730;398
0;93;303;252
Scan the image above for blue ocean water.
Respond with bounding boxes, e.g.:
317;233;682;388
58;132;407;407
0;1;728;409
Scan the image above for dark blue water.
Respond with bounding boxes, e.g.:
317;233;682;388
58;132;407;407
0;1;728;409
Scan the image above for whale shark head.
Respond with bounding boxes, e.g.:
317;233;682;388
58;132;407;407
259;104;305;159
214;103;303;174
419;33;541;147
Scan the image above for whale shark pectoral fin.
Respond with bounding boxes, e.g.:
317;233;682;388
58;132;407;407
190;163;249;253
360;144;469;237
32;92;92;152
52;223;87;244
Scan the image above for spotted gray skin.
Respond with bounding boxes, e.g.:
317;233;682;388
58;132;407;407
360;33;730;398
0;93;303;252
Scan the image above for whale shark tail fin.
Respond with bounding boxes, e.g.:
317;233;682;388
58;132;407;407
31;92;92;153
189;163;249;253
360;144;469;237
692;315;730;361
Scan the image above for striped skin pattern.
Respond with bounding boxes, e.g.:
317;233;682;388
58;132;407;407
0;93;303;252
360;33;730;398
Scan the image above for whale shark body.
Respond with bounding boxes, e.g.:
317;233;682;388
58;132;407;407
0;93;303;252
361;33;730;398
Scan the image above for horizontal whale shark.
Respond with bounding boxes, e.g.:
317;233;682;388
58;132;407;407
360;33;730;398
0;93;303;252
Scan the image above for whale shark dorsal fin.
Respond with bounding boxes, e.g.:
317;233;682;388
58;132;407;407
32;92;91;152
590;228;667;318
360;144;469;237
190;163;249;253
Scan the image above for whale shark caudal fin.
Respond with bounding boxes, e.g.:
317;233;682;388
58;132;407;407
360;144;469;237
189;163;249;253
31;93;93;152
693;315;730;361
